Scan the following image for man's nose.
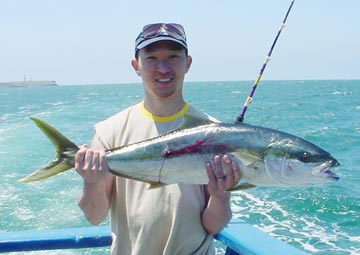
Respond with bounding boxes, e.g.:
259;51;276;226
157;60;171;72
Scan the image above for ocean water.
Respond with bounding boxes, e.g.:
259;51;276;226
0;80;359;255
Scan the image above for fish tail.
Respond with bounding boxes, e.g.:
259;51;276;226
17;117;79;183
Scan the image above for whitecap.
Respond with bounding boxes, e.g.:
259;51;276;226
230;190;357;254
332;91;353;95
45;101;66;106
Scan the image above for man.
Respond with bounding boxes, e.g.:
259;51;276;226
75;23;241;255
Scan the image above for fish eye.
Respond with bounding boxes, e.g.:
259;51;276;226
298;152;312;163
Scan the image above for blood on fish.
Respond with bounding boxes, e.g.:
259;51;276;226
162;139;208;157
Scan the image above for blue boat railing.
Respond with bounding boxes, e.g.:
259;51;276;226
0;219;307;254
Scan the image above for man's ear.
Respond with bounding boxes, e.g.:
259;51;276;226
186;55;192;73
131;59;140;76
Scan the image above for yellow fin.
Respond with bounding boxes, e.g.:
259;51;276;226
18;117;78;183
176;113;214;130
234;151;262;167
227;183;256;191
148;182;166;189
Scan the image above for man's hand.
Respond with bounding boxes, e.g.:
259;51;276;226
75;145;109;184
205;154;242;195
202;154;242;234
75;144;113;225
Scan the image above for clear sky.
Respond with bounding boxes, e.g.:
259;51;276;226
1;0;359;85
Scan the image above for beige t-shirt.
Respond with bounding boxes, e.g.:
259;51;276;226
95;102;215;255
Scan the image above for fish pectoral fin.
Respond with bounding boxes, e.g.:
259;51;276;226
227;182;256;191
234;151;262;167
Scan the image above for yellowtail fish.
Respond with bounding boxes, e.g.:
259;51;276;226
18;115;339;190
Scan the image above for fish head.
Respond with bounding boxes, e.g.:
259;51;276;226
263;136;340;186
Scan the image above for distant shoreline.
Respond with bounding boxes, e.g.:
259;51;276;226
0;80;58;88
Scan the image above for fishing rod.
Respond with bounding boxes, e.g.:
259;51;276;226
235;0;296;124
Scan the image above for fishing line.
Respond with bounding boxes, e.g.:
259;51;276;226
235;0;296;124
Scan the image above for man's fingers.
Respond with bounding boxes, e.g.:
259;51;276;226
83;149;94;170
75;145;88;170
233;161;242;184
213;155;224;179
98;150;107;171
206;162;216;183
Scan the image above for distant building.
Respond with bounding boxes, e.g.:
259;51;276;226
0;80;58;88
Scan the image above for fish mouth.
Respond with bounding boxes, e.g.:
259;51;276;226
313;159;340;181
323;169;339;181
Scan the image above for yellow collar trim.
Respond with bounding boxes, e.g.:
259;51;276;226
140;102;190;122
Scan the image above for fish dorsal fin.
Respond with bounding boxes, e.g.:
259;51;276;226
106;114;214;153
176;113;214;131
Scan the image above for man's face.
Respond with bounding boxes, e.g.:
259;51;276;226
132;41;192;100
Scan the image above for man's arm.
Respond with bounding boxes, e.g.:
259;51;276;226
76;134;114;225
201;155;241;234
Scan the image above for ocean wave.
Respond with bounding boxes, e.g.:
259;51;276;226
1;81;358;255
332;91;353;96
231;191;358;255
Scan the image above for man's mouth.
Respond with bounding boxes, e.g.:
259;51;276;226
156;78;172;83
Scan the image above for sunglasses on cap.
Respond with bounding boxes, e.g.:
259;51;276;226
135;23;187;56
